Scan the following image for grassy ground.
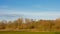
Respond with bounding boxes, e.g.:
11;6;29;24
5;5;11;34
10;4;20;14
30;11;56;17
0;31;60;34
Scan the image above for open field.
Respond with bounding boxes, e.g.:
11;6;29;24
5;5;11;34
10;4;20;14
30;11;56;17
0;31;60;34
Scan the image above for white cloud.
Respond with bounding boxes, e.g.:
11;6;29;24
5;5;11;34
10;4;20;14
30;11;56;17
0;9;60;20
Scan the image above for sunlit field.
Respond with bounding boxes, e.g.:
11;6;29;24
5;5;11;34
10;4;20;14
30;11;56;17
0;31;58;34
0;32;60;34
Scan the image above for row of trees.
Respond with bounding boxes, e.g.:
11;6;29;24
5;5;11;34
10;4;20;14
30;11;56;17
0;18;60;32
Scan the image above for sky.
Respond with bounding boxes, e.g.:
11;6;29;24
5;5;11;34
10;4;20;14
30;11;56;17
0;0;60;21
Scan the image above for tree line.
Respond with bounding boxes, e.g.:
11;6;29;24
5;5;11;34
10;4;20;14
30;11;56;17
0;18;60;32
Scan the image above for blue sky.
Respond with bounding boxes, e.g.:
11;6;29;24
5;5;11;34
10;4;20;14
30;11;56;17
0;0;60;21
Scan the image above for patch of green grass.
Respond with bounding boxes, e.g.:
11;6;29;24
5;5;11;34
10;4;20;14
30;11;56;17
55;32;60;34
0;31;60;34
